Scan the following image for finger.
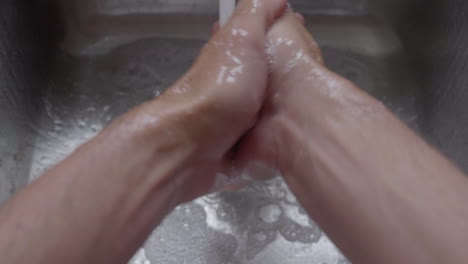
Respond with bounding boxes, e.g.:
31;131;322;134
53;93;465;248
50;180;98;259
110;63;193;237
268;11;323;64
230;119;282;178
187;0;288;105
230;0;288;30
194;0;288;77
210;0;288;46
292;17;323;62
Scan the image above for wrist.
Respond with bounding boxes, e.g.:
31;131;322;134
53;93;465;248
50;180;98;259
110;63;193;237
120;96;234;203
271;65;387;175
98;102;201;205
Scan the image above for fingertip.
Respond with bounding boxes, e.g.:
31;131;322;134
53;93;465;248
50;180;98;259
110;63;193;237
267;10;324;66
234;0;288;28
267;0;289;26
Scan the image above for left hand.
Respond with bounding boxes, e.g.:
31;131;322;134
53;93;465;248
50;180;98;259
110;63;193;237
118;0;287;201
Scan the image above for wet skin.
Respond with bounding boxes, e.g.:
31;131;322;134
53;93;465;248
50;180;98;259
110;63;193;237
1;1;468;264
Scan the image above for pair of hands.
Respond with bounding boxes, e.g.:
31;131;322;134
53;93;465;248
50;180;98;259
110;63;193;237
4;2;468;263
124;0;350;202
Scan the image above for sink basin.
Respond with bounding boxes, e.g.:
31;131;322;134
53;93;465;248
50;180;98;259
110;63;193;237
1;0;468;263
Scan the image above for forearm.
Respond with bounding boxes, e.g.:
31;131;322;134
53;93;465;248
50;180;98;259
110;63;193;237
0;101;200;264
278;67;468;263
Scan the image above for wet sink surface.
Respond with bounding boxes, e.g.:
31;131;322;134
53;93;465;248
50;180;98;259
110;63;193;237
1;0;458;263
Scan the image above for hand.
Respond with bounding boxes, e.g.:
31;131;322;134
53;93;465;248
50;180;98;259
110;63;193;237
232;12;468;264
0;3;291;263
119;0;287;201
234;11;373;180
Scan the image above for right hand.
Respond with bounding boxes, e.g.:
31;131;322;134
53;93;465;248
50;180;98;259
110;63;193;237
233;11;383;181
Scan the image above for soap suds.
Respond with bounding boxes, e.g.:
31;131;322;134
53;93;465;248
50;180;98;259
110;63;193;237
259;204;282;223
195;197;234;234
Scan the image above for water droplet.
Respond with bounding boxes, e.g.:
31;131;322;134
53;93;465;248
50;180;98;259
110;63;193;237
254;231;267;241
87;106;97;112
258;204;282;223
77;120;86;128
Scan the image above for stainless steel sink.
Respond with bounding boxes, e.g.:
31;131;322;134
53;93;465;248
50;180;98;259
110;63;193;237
1;0;468;263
